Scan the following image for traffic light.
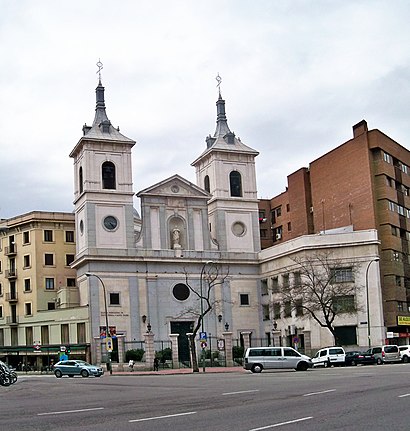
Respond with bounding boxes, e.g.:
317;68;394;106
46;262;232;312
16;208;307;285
66;346;71;354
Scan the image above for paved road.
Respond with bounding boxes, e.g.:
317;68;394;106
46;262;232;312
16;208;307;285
2;364;410;430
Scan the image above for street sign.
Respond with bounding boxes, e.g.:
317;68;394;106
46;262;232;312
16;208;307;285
292;336;299;344
200;341;207;349
33;343;41;351
217;339;225;351
106;337;113;352
60;346;66;352
199;332;207;340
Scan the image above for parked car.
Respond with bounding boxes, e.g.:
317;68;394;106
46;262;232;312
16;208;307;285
311;347;346;367
243;346;312;373
365;345;401;365
344;350;375;366
399;345;410;363
53;360;104;378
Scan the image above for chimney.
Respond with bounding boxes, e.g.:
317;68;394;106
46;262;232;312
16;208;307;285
352;120;368;138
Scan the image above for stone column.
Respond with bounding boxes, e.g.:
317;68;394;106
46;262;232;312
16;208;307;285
222;332;233;366
144;332;155;371
186;332;194;368
241;331;252;351
117;335;124;370
169;333;180;369
272;330;281;347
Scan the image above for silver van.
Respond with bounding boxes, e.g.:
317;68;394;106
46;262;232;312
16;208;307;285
366;345;401;364
243;346;312;373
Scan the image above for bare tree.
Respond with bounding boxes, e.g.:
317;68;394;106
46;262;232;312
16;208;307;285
183;262;230;372
278;252;361;345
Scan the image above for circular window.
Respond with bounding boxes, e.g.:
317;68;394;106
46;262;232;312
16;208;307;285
173;283;190;301
232;221;246;237
79;220;84;235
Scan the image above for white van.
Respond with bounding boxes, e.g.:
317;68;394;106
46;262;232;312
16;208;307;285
243;346;312;373
311;347;345;367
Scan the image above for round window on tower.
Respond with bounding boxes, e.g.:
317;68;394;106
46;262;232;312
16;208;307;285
172;283;190;301
232;221;246;237
79;220;84;235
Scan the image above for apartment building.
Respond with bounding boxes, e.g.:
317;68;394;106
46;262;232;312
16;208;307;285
259;120;410;341
0;211;90;368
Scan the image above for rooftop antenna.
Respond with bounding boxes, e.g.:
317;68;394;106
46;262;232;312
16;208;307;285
96;59;103;81
216;73;222;96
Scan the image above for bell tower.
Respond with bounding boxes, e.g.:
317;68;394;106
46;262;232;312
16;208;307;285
69;68;136;255
191;77;260;252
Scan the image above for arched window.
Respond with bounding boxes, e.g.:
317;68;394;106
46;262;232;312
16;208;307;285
102;161;116;190
79;167;83;194
230;171;242;197
204;175;210;192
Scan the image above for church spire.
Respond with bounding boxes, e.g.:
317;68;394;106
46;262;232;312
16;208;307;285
93;59;111;130
213;73;232;138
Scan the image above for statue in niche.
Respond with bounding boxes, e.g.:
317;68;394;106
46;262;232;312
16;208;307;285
172;228;181;249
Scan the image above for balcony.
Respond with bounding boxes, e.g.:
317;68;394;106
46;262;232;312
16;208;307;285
5;269;17;279
5;292;18;302
6;316;19;325
5;244;17;256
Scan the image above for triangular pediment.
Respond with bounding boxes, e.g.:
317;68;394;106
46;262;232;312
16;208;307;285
137;174;210;199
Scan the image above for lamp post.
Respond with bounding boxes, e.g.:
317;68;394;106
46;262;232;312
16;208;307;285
85;273;112;375
365;258;380;349
199;260;214;372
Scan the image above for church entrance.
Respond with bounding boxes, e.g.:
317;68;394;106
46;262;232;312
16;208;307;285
170;321;194;363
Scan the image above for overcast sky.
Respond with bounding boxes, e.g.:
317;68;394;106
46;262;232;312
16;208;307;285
1;0;410;219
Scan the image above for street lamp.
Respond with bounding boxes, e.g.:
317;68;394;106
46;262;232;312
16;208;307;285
199;260;214;372
365;258;380;349
85;273;112;375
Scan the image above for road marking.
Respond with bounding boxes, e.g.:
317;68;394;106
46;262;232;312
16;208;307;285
249;416;313;430
398;393;410;398
38;407;104;416
129;411;196;423
303;389;336;397
223;389;260;395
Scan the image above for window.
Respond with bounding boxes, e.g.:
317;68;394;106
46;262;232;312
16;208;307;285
391;225;398;236
77;323;86;344
398;301;404;312
23;255;30;268
23;231;30;244
25;327;33;346
259;210;266;222
25;302;32;316
396;275;402;286
260;229;267;238
45;278;55;290
333;295;355;313
263;304;270;321
65;230;75;243
41;326;49;345
271;276;279;293
44;230;53;242
79;166;83;194
0;305;3;319
287;222;292;231
383;151;392;164
0;260;2;273
0;283;2;296
261;279;268;296
24;279;31;292
284;301;292;317
0;329;4;346
48;302;56;310
293;272;301;287
282;273;290;288
273;303;281;319
110;292;120;305
172;283;190;301
66;254;75;266
240;294;250;306
61;324;69;345
332;268;354;283
102;161;116;189
67;278;76;287
204;175;210;193
286;204;290;212
393;251;400;262
296;299;304;316
44;254;54;266
229;171;242;197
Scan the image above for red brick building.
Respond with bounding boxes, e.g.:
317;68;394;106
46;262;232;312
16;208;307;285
259;120;410;337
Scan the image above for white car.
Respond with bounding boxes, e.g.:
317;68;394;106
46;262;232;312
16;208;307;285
399;345;410;363
312;347;346;367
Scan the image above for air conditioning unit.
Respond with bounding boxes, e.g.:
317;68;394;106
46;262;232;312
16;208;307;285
276;233;282;240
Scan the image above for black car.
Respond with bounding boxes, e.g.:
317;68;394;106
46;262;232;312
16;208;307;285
345;350;375;366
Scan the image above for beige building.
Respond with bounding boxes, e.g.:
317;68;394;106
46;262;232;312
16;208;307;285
0;211;90;368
